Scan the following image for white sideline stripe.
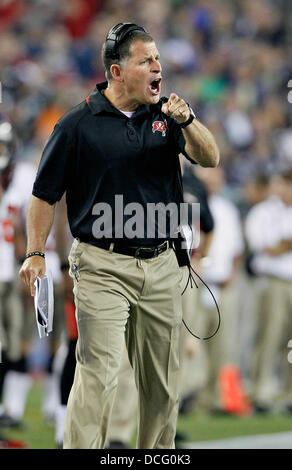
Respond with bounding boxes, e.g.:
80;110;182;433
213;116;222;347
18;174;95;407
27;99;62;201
183;432;292;449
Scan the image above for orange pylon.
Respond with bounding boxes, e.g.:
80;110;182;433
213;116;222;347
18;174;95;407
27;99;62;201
219;365;252;415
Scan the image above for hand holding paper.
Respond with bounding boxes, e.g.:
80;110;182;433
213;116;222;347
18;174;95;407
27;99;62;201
34;270;54;338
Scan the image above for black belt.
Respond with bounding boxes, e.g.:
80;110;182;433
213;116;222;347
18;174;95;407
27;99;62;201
87;239;171;259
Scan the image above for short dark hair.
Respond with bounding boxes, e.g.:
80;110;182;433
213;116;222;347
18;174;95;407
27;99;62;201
252;173;270;187
101;29;154;81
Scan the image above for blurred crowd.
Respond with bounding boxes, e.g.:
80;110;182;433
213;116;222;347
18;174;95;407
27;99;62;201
1;0;292;188
0;0;292;448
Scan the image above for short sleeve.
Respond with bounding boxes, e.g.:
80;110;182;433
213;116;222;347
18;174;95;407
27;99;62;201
245;207;267;252
32;124;74;204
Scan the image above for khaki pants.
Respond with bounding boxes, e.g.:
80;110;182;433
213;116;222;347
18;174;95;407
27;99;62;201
195;280;240;409
107;344;138;444
63;240;183;449
179;268;206;398
107;267;198;445
253;277;292;405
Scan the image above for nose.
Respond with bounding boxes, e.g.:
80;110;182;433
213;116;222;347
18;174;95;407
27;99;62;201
151;59;162;74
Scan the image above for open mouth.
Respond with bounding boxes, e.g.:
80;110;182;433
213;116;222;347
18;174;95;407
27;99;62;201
149;78;161;95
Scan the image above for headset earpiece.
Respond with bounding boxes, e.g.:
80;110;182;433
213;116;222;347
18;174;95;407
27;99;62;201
105;23;147;60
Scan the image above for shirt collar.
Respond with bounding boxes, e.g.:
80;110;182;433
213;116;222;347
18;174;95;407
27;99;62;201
86;82;116;115
86;81;161;118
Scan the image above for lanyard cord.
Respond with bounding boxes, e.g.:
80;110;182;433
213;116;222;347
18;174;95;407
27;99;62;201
180;224;221;340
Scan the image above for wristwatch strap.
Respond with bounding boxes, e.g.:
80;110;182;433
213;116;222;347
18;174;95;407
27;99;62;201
179;113;195;129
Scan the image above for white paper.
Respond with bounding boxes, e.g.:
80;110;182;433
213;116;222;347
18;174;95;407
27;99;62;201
180;224;193;252
34;270;54;338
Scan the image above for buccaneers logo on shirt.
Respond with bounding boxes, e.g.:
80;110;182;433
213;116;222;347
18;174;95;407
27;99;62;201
152;121;166;137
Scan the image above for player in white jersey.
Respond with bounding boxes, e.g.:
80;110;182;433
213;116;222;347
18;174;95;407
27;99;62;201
0;134;64;427
3;167;65;427
0;118;34;429
0;157;41;427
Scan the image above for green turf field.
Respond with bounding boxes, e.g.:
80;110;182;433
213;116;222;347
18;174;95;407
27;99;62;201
1;379;292;449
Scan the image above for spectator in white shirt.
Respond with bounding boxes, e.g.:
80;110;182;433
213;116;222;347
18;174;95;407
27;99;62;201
190;166;244;412
245;169;292;412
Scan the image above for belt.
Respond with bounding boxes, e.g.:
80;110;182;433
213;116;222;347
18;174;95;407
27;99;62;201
87;239;171;259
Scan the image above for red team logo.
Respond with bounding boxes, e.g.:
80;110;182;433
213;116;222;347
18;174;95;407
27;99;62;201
152;121;166;137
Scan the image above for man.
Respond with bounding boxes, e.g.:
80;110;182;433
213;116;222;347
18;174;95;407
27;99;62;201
191;166;244;413
178;163;214;413
19;23;219;449
245;170;292;412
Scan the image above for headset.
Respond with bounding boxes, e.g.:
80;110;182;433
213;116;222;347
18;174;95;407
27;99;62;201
105;23;148;60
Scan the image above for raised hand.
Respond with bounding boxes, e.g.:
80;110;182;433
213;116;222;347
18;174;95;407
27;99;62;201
161;93;190;124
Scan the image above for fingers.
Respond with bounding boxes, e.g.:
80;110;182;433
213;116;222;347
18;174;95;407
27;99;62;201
161;93;190;124
161;93;178;114
19;263;36;296
171;105;188;118
19;258;46;297
29;273;37;297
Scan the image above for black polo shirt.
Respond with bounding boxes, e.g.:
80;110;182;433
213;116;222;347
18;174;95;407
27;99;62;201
32;82;195;247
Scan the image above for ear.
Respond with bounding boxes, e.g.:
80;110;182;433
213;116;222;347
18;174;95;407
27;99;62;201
110;64;124;82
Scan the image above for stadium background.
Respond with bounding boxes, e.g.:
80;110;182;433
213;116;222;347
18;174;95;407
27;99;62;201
0;0;292;449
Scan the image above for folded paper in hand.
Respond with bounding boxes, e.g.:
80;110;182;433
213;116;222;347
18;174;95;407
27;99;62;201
34;271;54;338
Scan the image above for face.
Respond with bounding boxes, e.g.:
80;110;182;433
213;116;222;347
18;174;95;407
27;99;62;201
243;181;269;205
279;178;292;206
269;175;282;198
120;40;162;106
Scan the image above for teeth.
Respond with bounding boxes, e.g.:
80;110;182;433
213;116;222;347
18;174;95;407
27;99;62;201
149;80;160;94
